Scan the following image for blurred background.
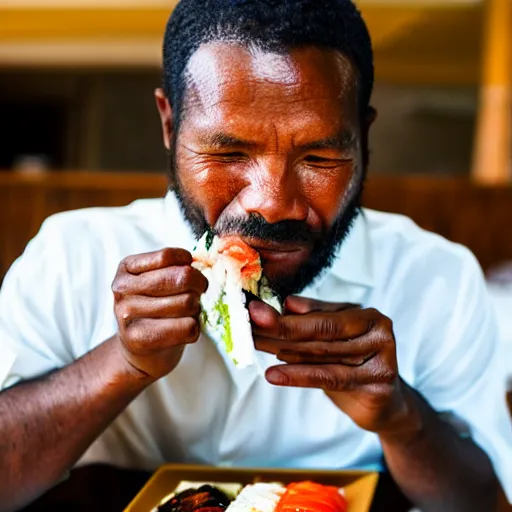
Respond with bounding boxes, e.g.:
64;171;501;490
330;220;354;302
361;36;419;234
0;0;511;509
0;0;502;175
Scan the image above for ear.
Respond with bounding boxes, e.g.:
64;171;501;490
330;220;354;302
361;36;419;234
365;105;377;130
155;88;174;150
362;106;377;169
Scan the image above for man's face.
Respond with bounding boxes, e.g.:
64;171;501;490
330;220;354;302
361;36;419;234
156;43;368;297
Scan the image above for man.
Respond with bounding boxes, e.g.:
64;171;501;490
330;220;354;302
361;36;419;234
0;0;511;510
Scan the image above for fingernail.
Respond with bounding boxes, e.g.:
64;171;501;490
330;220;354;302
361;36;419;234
266;368;289;386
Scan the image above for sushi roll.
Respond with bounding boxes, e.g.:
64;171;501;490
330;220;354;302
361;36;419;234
172;482;242;497
157;483;234;512
275;481;348;512
192;232;281;368
225;483;286;512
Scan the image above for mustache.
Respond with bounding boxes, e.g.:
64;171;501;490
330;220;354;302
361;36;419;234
214;213;317;244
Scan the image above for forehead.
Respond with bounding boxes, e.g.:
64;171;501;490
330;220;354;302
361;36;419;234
181;43;360;134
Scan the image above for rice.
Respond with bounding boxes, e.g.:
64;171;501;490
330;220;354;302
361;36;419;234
225;483;286;512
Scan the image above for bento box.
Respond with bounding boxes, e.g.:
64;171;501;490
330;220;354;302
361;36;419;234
125;464;379;512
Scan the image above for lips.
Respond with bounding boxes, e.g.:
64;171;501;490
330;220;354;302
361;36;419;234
258;249;310;267
237;239;311;269
242;238;308;254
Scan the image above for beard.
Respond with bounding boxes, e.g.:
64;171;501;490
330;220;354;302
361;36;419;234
170;160;363;299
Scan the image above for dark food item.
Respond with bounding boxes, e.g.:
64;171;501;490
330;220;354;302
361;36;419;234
158;485;231;512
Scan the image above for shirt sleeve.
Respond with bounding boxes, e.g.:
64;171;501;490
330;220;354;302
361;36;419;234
414;248;512;503
0;216;82;390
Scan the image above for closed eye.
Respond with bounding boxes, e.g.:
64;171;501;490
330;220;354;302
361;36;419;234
209;151;247;161
304;155;348;167
305;155;331;163
219;152;245;157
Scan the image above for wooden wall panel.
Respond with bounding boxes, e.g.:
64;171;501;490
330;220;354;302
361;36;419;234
363;177;512;272
1;172;512;279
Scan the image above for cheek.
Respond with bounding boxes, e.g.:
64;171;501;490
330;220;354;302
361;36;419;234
302;166;357;227
176;154;247;224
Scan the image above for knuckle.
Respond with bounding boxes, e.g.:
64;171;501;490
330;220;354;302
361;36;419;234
116;302;136;323
379;314;393;331
122;323;149;355
182;318;200;342
367;359;397;387
112;277;129;296
316;318;338;340
175;265;193;289
182;293;200;315
366;308;393;330
156;248;173;267
378;367;398;385
278;322;292;340
377;320;395;345
364;382;391;399
313;368;341;391
119;255;133;270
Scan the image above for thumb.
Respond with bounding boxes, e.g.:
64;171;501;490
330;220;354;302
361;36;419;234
249;301;280;328
284;296;361;315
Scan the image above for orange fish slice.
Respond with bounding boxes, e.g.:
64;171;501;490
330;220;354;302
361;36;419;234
218;237;262;281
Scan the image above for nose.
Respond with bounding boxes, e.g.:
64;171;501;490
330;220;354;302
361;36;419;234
238;157;309;224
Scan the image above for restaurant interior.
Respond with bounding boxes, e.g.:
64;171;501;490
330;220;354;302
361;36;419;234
0;0;511;510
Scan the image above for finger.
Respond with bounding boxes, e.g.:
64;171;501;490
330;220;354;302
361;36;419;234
284;296;360;315
254;334;380;360
265;361;391;390
249;301;280;329
252;307;376;342
276;350;378;366
122;248;192;275
121;317;200;355
116;294;201;326
265;364;358;390
113;265;208;297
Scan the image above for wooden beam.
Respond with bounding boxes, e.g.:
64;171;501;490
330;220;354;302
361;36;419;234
0;3;485;86
0;40;161;68
472;0;512;184
0;8;170;41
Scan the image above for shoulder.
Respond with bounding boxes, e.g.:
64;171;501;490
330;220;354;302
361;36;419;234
3;197;170;304
363;208;482;294
362;212;500;402
37;197;168;251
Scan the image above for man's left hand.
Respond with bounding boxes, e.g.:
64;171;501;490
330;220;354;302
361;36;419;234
250;296;419;435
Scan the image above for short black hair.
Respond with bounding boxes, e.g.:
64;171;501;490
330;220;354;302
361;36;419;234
162;0;374;126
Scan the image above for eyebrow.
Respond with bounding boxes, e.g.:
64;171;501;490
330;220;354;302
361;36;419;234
197;130;357;152
299;131;357;153
199;132;260;150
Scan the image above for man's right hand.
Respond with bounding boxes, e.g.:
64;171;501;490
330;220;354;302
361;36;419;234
112;248;208;380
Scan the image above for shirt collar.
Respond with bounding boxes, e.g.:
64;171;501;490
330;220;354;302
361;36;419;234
164;191;374;288
323;210;374;288
163;190;197;251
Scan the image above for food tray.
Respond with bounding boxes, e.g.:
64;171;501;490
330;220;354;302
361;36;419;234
125;464;379;512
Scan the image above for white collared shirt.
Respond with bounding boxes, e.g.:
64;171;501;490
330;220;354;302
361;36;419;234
1;193;511;501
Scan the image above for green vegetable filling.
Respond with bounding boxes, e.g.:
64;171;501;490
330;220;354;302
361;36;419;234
214;294;233;354
205;229;214;251
199;309;208;327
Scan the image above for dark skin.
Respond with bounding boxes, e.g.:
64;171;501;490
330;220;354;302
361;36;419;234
0;44;499;511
